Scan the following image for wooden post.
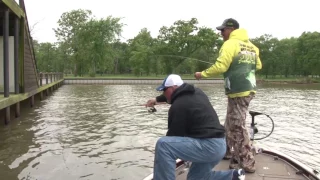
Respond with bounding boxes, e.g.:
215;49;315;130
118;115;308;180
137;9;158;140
40;73;43;86
16;102;20;118
3;9;9;97
5;107;10;125
46;73;48;84
30;95;34;107
40;91;44;100
19;14;25;94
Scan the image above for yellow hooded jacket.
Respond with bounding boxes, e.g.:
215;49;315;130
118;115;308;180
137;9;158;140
201;29;262;98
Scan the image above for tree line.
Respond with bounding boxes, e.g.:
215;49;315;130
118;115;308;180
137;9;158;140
33;9;320;78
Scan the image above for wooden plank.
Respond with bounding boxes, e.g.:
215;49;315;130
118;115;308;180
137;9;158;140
2;0;24;17
23;39;37;92
21;9;37;79
23;22;39;91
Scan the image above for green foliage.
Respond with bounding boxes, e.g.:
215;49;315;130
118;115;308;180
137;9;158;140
250;32;320;79
129;28;156;76
33;9;320;79
155;18;220;74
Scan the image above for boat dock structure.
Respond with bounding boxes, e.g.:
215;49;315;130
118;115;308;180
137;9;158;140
0;0;63;124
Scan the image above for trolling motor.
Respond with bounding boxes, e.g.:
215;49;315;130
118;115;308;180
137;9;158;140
249;111;275;141
248;111;275;156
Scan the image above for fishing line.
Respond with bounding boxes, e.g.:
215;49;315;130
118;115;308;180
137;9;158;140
146;106;275;141
151;54;214;65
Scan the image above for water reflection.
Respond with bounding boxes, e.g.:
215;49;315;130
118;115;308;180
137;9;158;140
0;84;319;180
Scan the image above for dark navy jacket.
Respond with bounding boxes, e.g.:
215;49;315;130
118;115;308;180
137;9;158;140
158;83;225;138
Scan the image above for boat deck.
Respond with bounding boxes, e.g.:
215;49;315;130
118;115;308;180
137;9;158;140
175;152;315;180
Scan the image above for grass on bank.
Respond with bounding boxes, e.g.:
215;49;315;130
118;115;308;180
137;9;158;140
64;74;210;79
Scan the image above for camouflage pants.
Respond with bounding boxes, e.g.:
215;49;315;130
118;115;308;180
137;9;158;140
224;93;255;169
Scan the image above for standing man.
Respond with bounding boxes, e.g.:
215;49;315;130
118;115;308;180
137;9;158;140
150;74;245;180
194;18;262;173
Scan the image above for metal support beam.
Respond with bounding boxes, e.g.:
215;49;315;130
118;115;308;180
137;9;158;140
15;17;20;94
3;9;9;97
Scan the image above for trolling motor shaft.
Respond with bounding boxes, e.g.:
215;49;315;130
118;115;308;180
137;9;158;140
249;111;261;140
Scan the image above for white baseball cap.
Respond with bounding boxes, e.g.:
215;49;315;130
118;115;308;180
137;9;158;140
156;74;184;91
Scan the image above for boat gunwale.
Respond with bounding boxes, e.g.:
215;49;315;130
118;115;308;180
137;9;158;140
260;148;319;180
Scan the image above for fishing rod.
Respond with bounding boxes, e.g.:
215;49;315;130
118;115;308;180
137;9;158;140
151;54;214;65
144;55;276;139
146;107;275;141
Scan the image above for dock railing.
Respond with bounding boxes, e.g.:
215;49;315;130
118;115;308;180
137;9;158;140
38;72;64;86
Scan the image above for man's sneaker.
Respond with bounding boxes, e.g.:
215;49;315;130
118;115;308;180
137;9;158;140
223;154;232;160
229;158;239;169
232;169;245;180
243;166;256;173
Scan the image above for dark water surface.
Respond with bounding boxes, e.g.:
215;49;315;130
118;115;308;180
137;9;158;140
0;84;319;180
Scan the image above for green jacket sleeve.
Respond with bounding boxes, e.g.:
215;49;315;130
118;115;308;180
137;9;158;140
256;49;262;70
201;41;235;77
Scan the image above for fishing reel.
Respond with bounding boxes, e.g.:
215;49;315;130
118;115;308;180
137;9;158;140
148;107;157;113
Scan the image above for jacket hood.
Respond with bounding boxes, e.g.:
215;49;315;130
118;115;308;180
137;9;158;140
170;83;195;104
229;28;249;42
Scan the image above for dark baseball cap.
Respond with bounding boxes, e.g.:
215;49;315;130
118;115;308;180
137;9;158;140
216;18;239;30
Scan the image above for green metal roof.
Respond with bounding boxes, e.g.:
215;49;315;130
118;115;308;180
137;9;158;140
1;0;25;18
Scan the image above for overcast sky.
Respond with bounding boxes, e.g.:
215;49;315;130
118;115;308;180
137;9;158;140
21;0;319;43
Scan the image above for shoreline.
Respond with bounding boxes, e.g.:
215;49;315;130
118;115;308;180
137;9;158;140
63;78;319;85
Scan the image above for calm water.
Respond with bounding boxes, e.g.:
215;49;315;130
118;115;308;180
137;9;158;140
0;83;319;180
